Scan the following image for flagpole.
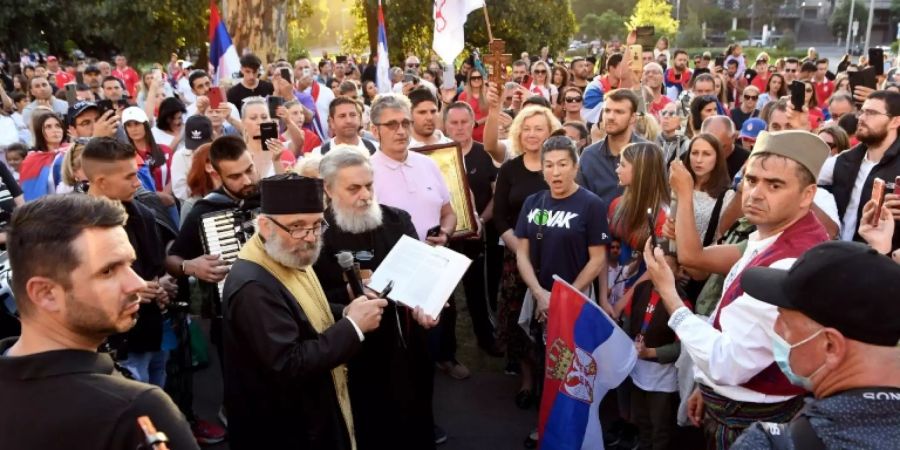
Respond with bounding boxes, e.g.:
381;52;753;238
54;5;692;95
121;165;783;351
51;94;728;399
482;2;494;42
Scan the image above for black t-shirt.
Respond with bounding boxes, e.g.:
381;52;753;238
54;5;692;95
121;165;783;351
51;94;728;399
493;155;548;234
730;107;758;133
726;145;751;180
464;142;498;215
168;189;253;261
226;80;274;115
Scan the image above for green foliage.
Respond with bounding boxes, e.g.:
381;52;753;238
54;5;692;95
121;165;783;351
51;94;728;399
628;0;679;38
776;31;796;51
345;0;576;65
726;29;749;42
677;10;705;48
702;7;734;32
581;12;627;41
829;0;868;40
571;0;633;19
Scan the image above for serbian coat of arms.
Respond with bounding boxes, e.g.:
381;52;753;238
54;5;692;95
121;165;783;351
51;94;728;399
546;338;598;404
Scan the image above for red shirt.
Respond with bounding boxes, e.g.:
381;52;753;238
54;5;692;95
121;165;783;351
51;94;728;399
814;80;834;108
649;95;672;120
458;91;488;142
808;107;825;130
750;71;770;92
136;144;174;191
50;71;74;89
112;66;140;100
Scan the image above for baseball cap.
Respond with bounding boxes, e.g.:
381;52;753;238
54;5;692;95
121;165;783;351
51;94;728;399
84;65;101;75
46;55;58;62
121;106;149;124
184;115;213;150
740;118;766;140
742;241;900;346
750;130;829;181
67;101;99;126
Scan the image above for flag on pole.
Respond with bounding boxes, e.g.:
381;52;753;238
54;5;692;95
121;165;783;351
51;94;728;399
376;0;391;94
539;276;637;450
208;1;241;86
432;0;485;64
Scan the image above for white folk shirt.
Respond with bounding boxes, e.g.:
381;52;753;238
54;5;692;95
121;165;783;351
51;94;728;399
667;231;797;404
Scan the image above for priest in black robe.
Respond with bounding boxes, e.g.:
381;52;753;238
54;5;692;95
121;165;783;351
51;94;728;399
222;173;388;450
314;146;440;450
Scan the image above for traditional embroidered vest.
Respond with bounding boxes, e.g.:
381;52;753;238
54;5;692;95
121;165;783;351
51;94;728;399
714;211;827;396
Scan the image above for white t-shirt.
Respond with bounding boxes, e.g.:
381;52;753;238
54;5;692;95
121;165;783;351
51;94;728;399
840;158;877;241
152;127;176;148
631;358;679;393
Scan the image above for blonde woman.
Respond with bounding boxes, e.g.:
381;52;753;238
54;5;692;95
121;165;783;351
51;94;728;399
528;60;558;105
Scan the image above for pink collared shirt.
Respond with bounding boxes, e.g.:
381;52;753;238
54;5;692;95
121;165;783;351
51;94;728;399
371;149;452;240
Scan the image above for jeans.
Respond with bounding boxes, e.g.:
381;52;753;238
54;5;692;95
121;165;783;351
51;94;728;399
121;350;169;387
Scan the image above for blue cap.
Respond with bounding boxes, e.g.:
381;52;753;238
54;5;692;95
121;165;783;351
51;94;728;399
740;118;766;140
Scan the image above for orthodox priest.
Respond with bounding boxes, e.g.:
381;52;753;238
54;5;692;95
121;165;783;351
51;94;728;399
313;146;440;450
222;173;388;450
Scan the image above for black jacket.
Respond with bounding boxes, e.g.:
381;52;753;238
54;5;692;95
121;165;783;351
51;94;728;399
829;136;900;250
118;200;165;355
222;259;360;450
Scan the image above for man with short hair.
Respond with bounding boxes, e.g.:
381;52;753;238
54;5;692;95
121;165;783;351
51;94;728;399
642;62;672;119
186;70;240;122
731;85;760;132
646;130;831;449
783;58;800;84
102;76;127;105
0;195;199;450
677;73;716;118
222;173;388;449
512;60;530;86
408;87;452;147
819;90;900;250
21;76;68;124
799;61;816;82
702;115;748;179
577;88;648;205
665;49;692;100
98;61;112;78
813;58;833;108
82;138;169;387
83;65;103;99
827;93;855;122
405;55;422;74
570;57;592;92
312;97;378;155
733;241;900;448
581;53;628;125
66;100;118;139
314;146;439;450
317;59;333;84
750;54;771;92
227;54;274;113
112;55;140;100
46;55;73;88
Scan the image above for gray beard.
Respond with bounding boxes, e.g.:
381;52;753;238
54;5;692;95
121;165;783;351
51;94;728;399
332;199;383;234
264;230;322;269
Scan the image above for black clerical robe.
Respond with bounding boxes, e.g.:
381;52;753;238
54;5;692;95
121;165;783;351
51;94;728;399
222;259;360;450
314;205;436;450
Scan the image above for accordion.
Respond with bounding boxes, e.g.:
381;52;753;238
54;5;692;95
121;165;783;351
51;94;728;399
200;208;257;298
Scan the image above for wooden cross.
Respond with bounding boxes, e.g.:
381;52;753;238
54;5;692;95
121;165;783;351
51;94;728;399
482;39;512;85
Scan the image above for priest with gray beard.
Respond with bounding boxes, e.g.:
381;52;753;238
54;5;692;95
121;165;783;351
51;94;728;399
313;145;440;450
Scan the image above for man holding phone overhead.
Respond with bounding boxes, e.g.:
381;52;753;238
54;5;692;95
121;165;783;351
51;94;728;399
185;70;241;123
819;90;900;251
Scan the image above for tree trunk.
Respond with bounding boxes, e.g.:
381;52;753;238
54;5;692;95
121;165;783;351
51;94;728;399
226;0;288;64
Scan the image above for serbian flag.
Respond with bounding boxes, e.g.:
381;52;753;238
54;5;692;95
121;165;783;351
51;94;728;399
20;151;63;201
208;1;240;85
432;0;484;64
539;276;636;449
376;0;391;93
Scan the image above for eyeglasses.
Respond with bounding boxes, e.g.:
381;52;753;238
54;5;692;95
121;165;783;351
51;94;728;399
744;94;759;101
784;68;797;73
859;108;892;118
407;63;420;68
469;76;483;81
564;96;583;103
268;217;329;240
659;110;678;117
375;119;413;131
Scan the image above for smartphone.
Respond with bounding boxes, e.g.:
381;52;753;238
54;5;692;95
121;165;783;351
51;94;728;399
207;86;223;109
849;67;877;93
868;48;885;76
714;55;726;68
636;26;656;48
790;80;806;111
871;177;886;225
403;73;420;85
426;225;442;238
75;71;84;85
97;99;114;116
267;96;285;119
279;67;292;82
259;122;279;151
65;83;77;106
646;209;658;248
629;45;643;73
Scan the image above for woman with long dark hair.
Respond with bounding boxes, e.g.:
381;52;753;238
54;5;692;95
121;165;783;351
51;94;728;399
20;111;68;201
757;73;787;109
688;95;721;137
122;107;175;205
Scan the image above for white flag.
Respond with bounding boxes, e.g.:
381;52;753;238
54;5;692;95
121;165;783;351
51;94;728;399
432;0;485;64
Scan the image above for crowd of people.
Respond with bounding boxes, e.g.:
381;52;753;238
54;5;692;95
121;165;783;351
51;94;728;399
0;33;898;450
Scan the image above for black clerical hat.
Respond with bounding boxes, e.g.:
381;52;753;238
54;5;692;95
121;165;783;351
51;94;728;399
260;173;324;214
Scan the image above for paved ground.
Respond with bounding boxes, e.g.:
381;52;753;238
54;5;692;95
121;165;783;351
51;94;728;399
190;297;536;450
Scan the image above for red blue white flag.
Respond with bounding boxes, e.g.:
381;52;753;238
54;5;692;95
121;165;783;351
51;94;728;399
208;1;241;85
376;0;391;93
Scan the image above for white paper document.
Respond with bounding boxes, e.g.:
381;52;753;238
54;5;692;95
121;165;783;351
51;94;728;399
366;235;472;319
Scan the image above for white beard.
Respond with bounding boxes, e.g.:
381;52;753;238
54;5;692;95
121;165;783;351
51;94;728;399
332;198;383;234
264;229;322;269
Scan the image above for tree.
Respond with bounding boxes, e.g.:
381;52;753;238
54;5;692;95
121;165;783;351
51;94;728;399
628;0;679;39
677;9;705;48
581;12;627;41
830;0;868;40
345;0;576;65
571;0;633;18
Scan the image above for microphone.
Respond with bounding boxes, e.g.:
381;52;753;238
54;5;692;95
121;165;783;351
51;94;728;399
336;251;366;298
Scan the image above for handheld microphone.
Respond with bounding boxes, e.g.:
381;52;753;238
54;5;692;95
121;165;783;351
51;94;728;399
336;251;366;298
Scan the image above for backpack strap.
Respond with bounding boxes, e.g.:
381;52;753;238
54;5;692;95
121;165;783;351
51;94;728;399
702;190;728;247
